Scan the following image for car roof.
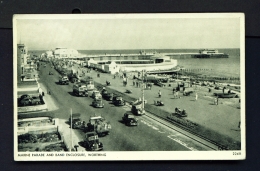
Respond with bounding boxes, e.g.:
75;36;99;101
90;116;103;120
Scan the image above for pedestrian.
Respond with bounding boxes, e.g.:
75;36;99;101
136;81;138;87
238;121;240;129
38;87;43;96
133;80;135;86
158;90;161;98
209;88;211;93
216;97;218;105
195;93;198;101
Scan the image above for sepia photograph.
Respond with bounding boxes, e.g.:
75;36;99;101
13;13;245;160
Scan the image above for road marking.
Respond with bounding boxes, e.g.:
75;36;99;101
158;131;165;133
141;120;160;131
168;135;198;151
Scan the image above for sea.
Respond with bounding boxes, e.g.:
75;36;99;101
78;48;241;78
30;48;241;78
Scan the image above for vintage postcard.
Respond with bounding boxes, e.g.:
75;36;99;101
13;13;245;161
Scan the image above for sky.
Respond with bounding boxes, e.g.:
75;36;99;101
14;14;242;50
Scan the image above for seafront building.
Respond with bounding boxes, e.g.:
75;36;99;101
54;48;79;58
47;48;178;74
16;44;47;112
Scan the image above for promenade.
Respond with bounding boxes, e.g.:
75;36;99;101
74;65;241;142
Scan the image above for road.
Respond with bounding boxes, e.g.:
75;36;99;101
36;62;211;151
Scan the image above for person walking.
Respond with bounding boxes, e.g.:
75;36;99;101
216;96;219;105
195;93;198;101
158;90;161;98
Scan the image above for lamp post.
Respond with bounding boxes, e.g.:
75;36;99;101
142;70;145;113
70;108;73;152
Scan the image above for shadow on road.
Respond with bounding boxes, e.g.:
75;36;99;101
68;92;75;96
118;120;124;125
78;141;86;150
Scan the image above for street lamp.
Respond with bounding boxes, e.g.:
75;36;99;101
70;108;73;152
142;70;146;114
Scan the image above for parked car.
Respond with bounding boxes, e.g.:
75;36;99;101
91;90;102;99
154;80;165;87
101;90;113;101
19;94;31;101
59;75;69;85
84;132;103;151
19;96;41;106
68;113;85;129
92;99;104;108
131;101;146;115
122;112;138;126
85;116;111;136
112;96;125;106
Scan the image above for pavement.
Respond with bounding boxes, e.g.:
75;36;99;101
37;81;59;112
58;119;86;152
71;64;241;142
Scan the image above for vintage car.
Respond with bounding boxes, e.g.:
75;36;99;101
154;100;164;106
92;99;104;108
85;116;111;136
112;96;125;106
131;101;145;115
68;73;77;83
59;75;69;85
73;83;88;97
122;112;138;126
175;107;188;117
154;80;166;87
84;132;103;151
18;96;41;106
68;113;85;129
91;90;102;99
101;90;113;101
19;94;31;101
